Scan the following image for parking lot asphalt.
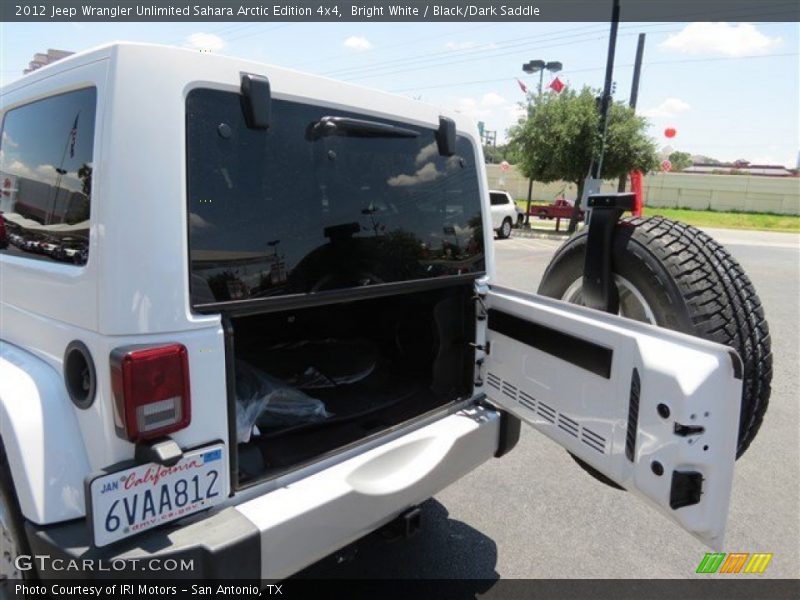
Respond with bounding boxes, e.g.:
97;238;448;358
299;227;799;580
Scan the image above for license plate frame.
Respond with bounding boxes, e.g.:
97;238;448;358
86;442;228;547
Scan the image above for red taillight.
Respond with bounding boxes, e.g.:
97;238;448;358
110;344;191;442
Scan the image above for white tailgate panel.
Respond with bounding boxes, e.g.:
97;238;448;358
482;287;742;548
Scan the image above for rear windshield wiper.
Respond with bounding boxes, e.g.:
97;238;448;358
308;116;419;140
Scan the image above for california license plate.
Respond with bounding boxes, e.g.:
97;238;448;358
88;443;228;547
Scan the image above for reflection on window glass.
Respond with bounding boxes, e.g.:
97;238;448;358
0;88;95;265
187;89;485;305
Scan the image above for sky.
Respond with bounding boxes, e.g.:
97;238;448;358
2;20;798;167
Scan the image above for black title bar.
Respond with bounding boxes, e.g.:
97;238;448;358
2;579;800;600
3;1;799;22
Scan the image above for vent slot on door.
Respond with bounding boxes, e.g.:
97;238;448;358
485;371;607;454
537;401;556;423
501;381;518;400
518;390;536;412
625;368;641;462
581;427;606;454
557;414;580;438
486;372;502;391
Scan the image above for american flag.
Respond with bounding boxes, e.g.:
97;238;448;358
69;113;79;158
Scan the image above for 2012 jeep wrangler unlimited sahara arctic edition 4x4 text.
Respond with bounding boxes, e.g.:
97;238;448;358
0;44;770;580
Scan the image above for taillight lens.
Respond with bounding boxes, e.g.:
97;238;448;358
110;344;191;442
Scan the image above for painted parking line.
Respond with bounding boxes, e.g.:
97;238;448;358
717;239;800;250
503;238;561;250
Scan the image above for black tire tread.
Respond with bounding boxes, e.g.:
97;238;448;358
619;217;771;457
0;441;36;579
538;216;771;459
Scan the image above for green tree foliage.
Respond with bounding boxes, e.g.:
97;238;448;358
692;154;721;165
482;143;520;165
508;86;658;231
668;151;693;172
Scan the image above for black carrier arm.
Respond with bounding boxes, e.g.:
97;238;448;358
581;193;636;314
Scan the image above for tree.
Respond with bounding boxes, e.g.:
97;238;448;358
482;143;519;165
668;151;693;172
508;86;658;232
693;154;721;165
78;163;92;196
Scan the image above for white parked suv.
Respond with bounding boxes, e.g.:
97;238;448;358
489;189;520;239
0;43;770;581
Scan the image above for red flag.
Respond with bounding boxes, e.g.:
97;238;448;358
549;77;565;93
516;78;528;94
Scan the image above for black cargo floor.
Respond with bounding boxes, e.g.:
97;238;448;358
245;360;446;474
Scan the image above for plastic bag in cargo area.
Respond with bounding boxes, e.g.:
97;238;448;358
254;339;378;389
235;360;331;443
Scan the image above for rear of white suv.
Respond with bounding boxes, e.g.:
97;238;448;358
0;42;758;582
0;43;512;580
489;190;518;239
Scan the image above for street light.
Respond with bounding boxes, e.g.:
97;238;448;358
520;59;564;226
522;59;563;96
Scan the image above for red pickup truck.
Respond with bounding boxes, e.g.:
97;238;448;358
531;198;585;221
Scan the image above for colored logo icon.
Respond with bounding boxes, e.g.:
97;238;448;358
696;552;773;574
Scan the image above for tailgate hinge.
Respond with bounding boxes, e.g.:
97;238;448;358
470;342;490;354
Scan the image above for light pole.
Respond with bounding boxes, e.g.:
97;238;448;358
522;59;563;96
520;59;563;225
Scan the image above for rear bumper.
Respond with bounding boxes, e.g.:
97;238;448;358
25;406;502;580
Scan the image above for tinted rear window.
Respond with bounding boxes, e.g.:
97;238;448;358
186;88;484;305
0;88;95;266
490;192;509;206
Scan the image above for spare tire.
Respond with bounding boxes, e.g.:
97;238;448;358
538;216;771;460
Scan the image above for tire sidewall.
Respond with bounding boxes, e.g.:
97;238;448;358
538;227;697;334
498;218;512;239
539;217;771;459
0;444;35;580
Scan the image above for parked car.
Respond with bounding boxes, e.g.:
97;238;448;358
0;43;770;581
21;238;40;253
38;239;59;256
532;196;585;221
489;189;519;239
52;238;87;262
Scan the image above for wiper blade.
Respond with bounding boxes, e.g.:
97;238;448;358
308;116;419;140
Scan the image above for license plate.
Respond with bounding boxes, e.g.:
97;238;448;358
88;443;228;547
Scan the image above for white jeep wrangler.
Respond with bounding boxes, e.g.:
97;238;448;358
0;43;770;580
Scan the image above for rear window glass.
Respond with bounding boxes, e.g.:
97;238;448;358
186;88;485;305
490;192;509;206
0;87;95;266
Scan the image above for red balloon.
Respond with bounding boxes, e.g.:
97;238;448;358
664;127;677;138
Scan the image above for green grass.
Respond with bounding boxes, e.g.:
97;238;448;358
643;207;800;233
512;200;800;233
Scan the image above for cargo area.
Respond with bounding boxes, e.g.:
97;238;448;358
229;285;477;486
